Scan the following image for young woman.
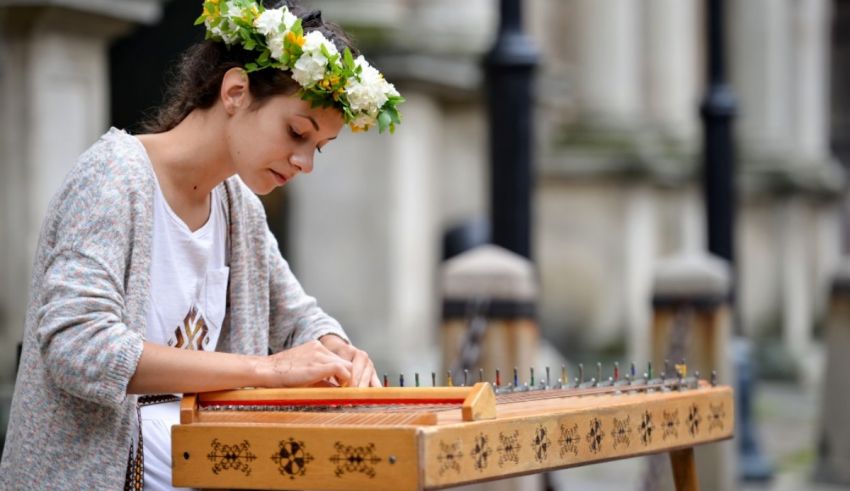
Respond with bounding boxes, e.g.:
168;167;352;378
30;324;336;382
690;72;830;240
0;1;402;488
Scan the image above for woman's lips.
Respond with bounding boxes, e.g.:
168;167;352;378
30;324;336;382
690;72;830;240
270;169;288;186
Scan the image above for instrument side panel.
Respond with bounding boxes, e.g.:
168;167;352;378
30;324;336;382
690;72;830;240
421;387;734;489
172;424;422;491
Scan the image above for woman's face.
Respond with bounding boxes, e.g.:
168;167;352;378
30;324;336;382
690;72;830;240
226;92;344;195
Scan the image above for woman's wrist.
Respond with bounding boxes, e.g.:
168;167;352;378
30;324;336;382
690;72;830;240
248;354;271;388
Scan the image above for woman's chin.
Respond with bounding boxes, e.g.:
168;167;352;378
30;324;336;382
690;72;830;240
238;173;278;196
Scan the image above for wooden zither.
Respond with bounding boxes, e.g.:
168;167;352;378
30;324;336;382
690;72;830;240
172;373;733;490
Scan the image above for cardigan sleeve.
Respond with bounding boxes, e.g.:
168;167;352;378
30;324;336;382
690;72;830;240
266;229;350;353
33;149;146;408
36;250;144;408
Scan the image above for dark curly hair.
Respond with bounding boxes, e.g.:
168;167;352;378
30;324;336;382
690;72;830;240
141;0;358;133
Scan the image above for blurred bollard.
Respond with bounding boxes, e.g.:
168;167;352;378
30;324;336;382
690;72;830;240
442;218;491;261
440;244;540;491
814;260;850;485
647;252;736;491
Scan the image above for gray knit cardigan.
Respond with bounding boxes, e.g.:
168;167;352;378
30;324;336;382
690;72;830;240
0;128;348;489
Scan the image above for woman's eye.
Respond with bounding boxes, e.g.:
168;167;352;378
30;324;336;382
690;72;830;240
289;127;305;141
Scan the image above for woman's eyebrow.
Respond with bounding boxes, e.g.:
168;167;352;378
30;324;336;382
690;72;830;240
295;113;320;131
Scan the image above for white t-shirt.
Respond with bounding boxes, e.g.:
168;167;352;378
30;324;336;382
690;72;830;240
140;178;229;490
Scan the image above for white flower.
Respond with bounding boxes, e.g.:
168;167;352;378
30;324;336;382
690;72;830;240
254;8;283;36
350;112;376;131
254;7;297;36
291;32;339;86
292;52;328;86
268;33;285;60
282;9;298;31
302;30;338;58
207;18;241;45
345;56;391;114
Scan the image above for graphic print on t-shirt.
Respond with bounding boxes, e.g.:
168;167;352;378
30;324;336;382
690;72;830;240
168;305;211;351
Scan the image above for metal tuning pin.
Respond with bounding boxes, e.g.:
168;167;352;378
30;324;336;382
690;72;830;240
663;359;670;379
576;362;595;388
495;368;501;387
479;368;484;383
447;371;454;387
561;365;569;389
415;372;420;387
514;367;528;392
431;371;436;387
530;367;535;387
596;362;612;387
399;374;405;387
630;362;637;379
614;361;628;387
545;366;551;388
711;370;718;386
579;377;596;389
676;358;688;378
688;370;700;389
463;369;469;387
631;363;646;385
648;361;664;389
383;373;389;388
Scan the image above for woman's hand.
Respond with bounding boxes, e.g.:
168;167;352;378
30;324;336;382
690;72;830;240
257;340;354;388
319;334;382;387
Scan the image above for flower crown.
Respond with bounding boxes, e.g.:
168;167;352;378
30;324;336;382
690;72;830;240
196;0;403;133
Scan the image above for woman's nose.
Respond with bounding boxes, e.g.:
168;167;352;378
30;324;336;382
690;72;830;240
290;152;314;174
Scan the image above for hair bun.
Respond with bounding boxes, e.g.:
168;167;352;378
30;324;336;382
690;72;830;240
301;9;323;28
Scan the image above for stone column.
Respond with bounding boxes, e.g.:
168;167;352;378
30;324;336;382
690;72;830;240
792;0;832;159
0;2;161;384
643;0;700;141
571;0;643;125
288;90;442;374
730;0;843;378
624;183;657;367
729;0;794;151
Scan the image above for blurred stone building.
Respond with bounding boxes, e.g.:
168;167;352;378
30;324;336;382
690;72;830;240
0;0;845;443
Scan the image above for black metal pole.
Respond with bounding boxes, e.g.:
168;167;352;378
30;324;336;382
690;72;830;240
700;0;773;481
484;0;539;259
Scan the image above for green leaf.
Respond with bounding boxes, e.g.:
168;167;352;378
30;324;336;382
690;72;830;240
244;39;256;50
245;62;259;72
343;48;354;69
378;111;392;133
194;14;206;25
257;49;270;63
386;106;401;124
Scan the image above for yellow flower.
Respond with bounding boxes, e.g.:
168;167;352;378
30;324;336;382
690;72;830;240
350;124;367;133
319;74;340;91
241;5;259;22
287;31;305;47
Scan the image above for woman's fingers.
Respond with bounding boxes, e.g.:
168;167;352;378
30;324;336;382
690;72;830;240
370;371;382;387
351;350;373;388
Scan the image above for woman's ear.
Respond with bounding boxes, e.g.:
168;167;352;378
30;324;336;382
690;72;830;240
220;67;251;115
